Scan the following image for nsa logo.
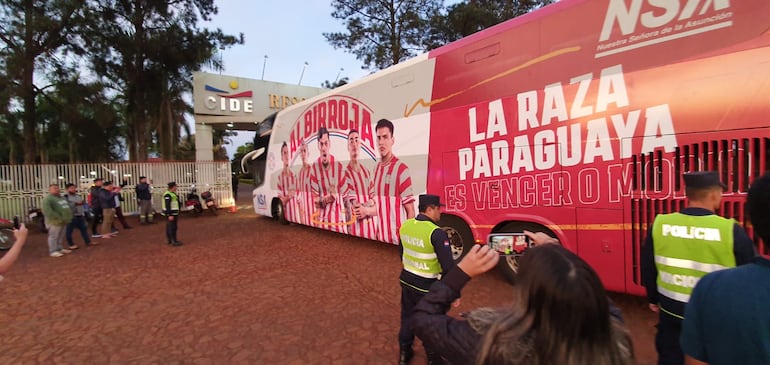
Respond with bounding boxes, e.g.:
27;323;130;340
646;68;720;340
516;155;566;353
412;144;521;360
256;194;266;208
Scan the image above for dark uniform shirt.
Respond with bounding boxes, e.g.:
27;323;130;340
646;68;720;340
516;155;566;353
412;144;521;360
641;207;756;318
135;183;152;201
399;214;456;291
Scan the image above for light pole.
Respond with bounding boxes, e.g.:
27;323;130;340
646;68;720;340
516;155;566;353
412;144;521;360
261;54;268;80
219;46;225;75
334;67;344;83
298;61;308;85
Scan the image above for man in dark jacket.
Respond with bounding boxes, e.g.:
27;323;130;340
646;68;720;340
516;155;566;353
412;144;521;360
64;183;94;248
135;176;153;224
112;184;131;229
98;181;117;239
88;178;104;237
231;173;239;200
398;194;455;365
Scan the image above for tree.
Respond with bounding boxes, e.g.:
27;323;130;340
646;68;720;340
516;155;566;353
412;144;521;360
34;78;124;163
325;0;442;70
426;0;556;49
84;0;243;161
322;76;349;89
0;0;83;163
231;142;254;175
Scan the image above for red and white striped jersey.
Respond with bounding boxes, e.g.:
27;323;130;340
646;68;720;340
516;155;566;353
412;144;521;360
369;156;415;244
297;164;313;226
309;156;346;233
342;162;376;240
277;167;297;222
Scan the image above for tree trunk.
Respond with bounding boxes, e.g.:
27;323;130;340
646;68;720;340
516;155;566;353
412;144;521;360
132;0;147;161
22;0;37;164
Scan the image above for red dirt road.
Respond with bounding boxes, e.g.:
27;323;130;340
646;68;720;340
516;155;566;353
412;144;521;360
0;187;657;364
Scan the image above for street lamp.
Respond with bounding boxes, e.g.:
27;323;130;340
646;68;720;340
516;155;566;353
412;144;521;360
335;67;344;83
298;61;309;85
261;54;268;80
219;46;225;75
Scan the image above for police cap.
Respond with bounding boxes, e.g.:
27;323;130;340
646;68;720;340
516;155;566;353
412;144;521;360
168;181;177;188
419;194;445;208
684;171;727;190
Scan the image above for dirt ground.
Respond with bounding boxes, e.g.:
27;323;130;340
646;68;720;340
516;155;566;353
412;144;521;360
0;185;657;364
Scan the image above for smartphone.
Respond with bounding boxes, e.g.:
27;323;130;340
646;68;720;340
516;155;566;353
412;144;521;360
487;233;530;255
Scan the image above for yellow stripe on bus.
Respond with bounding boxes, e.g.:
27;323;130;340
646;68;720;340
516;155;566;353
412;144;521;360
470;223;634;231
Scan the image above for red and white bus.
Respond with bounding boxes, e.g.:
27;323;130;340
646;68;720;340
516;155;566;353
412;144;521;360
248;0;770;295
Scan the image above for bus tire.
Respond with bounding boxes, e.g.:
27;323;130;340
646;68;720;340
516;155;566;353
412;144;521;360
496;221;557;285
271;198;289;225
438;215;474;263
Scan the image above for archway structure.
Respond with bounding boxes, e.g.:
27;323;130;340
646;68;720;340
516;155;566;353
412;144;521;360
192;72;326;161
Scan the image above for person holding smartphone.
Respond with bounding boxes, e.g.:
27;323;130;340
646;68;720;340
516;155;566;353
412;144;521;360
0;224;29;281
411;233;634;365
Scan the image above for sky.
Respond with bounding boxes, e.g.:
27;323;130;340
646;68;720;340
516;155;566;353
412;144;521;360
200;1;377;158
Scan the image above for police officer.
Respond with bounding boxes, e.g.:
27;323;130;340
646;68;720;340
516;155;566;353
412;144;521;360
398;194;455;365
641;171;755;365
163;182;182;246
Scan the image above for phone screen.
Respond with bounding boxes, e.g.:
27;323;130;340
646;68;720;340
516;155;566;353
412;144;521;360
488;234;529;255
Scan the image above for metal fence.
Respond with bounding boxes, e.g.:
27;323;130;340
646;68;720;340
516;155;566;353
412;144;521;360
0;161;234;222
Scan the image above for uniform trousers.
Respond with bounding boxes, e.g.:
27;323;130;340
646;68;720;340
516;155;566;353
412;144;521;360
399;281;441;358
656;313;684;365
166;215;179;243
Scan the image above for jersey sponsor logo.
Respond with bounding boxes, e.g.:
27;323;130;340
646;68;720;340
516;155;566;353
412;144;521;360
661;224;721;241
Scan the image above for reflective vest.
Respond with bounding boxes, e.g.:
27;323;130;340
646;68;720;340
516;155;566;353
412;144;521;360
163;191;179;216
651;213;735;310
399;218;441;279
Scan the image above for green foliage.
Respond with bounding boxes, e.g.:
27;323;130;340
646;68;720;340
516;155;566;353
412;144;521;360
0;0;84;163
324;0;442;70
0;0;244;164
83;0;244;161
322;77;350;89
231;142;254;175
34;78;125;163
426;0;557;49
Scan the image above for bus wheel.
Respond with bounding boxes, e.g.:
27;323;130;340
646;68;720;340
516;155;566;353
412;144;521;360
271;198;289;225
496;222;557;285
438;215;474;262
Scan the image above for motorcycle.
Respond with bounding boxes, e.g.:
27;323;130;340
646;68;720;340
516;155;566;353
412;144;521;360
0;216;19;250
28;207;47;233
201;187;217;215
183;185;203;217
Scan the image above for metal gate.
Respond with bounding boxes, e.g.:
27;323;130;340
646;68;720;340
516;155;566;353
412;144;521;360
0;161;233;222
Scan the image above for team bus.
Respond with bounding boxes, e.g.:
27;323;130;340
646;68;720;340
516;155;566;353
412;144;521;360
246;0;770;295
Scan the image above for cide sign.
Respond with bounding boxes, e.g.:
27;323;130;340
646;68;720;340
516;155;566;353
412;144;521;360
203;82;254;113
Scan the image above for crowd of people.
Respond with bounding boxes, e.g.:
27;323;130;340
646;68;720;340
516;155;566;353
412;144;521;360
34;176;185;258
398;171;770;365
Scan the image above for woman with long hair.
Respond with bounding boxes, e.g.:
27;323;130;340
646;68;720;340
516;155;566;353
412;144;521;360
411;233;634;365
